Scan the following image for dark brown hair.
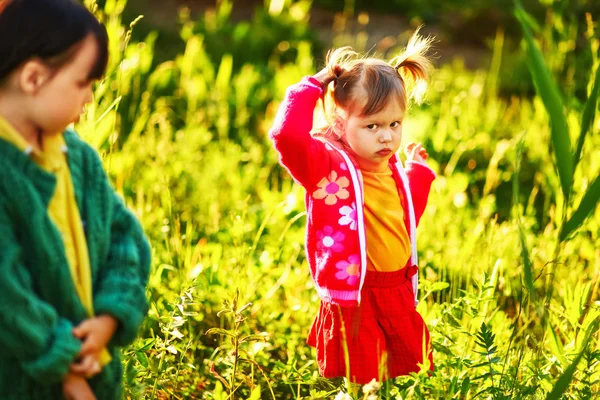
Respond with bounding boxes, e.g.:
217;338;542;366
0;0;109;84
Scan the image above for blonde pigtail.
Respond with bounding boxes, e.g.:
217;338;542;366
313;48;354;141
323;47;359;92
389;27;434;105
326;47;358;75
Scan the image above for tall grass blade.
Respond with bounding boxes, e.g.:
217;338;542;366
574;64;600;169
560;175;600;240
515;1;573;200
514;133;535;301
546;321;599;400
518;225;534;301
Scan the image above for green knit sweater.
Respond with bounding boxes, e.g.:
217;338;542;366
0;129;151;399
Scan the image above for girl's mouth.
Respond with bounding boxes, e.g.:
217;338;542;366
376;149;391;156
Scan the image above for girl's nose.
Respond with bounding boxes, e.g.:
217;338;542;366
379;129;392;143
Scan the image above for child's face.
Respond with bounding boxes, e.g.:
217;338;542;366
28;34;98;134
340;98;404;172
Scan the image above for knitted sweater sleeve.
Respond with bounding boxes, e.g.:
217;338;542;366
268;76;331;187
0;201;82;384
92;160;151;347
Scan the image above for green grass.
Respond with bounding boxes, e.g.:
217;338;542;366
79;0;600;398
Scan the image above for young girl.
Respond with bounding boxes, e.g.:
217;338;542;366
0;0;151;399
269;31;436;384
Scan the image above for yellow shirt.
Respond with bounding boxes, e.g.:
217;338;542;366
363;168;411;272
0;117;110;365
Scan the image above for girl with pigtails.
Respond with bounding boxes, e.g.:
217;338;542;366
269;30;436;385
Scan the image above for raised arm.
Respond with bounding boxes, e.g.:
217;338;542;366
269;71;332;188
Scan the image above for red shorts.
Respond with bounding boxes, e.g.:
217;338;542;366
307;266;433;384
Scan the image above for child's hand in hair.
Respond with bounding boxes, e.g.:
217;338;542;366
313;67;333;88
63;373;97;400
404;142;429;164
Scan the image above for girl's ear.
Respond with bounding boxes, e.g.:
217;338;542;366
332;114;346;138
19;60;52;95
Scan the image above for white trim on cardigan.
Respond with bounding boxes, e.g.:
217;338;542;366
332;147;368;304
394;159;419;306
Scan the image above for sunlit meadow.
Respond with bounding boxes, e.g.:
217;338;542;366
79;0;599;398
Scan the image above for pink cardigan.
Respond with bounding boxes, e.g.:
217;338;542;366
269;77;435;306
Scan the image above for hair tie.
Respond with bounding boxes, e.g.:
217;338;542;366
329;65;343;87
393;60;406;83
393;58;406;71
332;65;342;78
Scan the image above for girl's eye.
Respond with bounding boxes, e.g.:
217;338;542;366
390;121;400;128
367;124;378;130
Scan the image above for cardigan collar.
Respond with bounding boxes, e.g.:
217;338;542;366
0;122;84;209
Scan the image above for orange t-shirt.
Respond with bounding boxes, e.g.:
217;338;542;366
362;168;411;272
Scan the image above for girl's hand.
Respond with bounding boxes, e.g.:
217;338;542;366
63;373;96;400
69;353;101;377
313;67;332;88
404;142;429;164
73;314;118;357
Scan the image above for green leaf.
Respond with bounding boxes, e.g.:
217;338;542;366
560;175;600;240
516;5;541;33
124;358;138;384
213;381;226;400
574;64;600;169
205;328;235;337
216;54;233;94
513;132;535;301
239;334;267;343
547;323;567;366
135;351;149;368
237;302;253;314
431;282;450;292
546;321;598;400
461;377;471;395
519;225;535;301
515;2;573;200
248;385;262;400
135;338;155;351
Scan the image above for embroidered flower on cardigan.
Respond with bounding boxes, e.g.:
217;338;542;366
338;202;357;230
316;226;345;253
312;171;350;205
335;254;360;284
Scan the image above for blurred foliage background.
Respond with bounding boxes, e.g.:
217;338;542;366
80;0;599;398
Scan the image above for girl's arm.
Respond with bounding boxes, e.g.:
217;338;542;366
404;143;436;226
0;202;82;384
91;162;151;348
268;74;331;187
